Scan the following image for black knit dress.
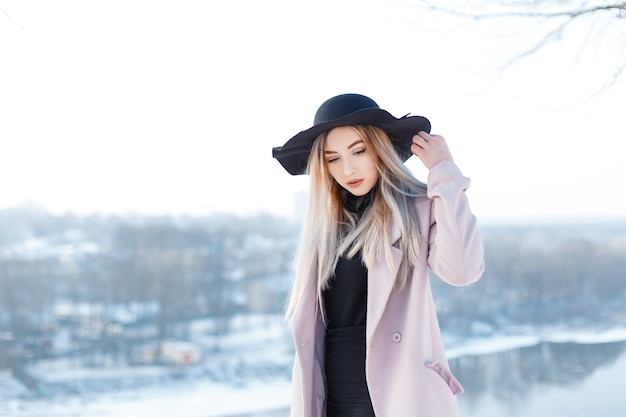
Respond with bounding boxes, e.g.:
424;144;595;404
323;190;376;417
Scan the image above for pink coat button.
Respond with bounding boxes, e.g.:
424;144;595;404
392;332;402;343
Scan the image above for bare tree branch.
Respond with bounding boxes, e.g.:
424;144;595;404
419;1;626;20
1;7;24;29
414;1;626;98
501;18;570;67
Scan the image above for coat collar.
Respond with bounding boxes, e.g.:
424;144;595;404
293;220;404;345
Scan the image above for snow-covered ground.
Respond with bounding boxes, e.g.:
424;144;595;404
1;377;292;417
2;315;626;417
445;324;626;358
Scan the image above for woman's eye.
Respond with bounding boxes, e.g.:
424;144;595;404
354;148;366;155
326;157;339;164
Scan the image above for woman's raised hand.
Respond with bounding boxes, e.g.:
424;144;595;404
410;131;454;169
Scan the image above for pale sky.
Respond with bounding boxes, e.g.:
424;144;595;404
1;0;625;222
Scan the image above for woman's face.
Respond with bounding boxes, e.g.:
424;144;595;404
324;126;379;196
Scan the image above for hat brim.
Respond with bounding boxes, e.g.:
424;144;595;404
272;109;431;175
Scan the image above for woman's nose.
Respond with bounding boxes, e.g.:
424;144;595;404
343;160;356;176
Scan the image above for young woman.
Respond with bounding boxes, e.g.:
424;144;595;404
272;93;484;417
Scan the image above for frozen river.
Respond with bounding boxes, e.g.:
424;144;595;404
2;325;626;417
231;338;626;417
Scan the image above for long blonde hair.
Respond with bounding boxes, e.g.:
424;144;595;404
285;125;427;319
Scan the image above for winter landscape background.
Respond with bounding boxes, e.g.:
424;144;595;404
2;0;625;415
1;204;625;416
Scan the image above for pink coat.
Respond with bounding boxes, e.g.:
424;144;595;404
289;161;485;417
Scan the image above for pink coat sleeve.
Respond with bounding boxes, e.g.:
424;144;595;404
425;160;485;286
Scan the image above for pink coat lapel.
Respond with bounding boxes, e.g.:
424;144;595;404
365;222;403;344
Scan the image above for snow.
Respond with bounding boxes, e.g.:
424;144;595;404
0;370;29;398
2;318;626;417
446;334;541;358
446;326;626;358
89;381;290;417
3;380;292;417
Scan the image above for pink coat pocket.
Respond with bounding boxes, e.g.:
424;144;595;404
425;359;464;395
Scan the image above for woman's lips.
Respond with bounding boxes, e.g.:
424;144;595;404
346;179;363;188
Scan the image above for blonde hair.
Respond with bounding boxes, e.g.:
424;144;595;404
285;125;427;319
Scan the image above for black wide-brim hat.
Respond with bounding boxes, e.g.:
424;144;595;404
272;93;431;175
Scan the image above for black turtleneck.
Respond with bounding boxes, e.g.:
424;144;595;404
323;188;374;329
343;187;375;220
323;189;377;417
324;251;367;329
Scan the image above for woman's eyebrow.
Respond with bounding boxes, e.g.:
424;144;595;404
324;139;364;154
347;139;364;149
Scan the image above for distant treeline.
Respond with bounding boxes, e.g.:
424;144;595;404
0;204;299;366
1;204;625;366
432;222;626;332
